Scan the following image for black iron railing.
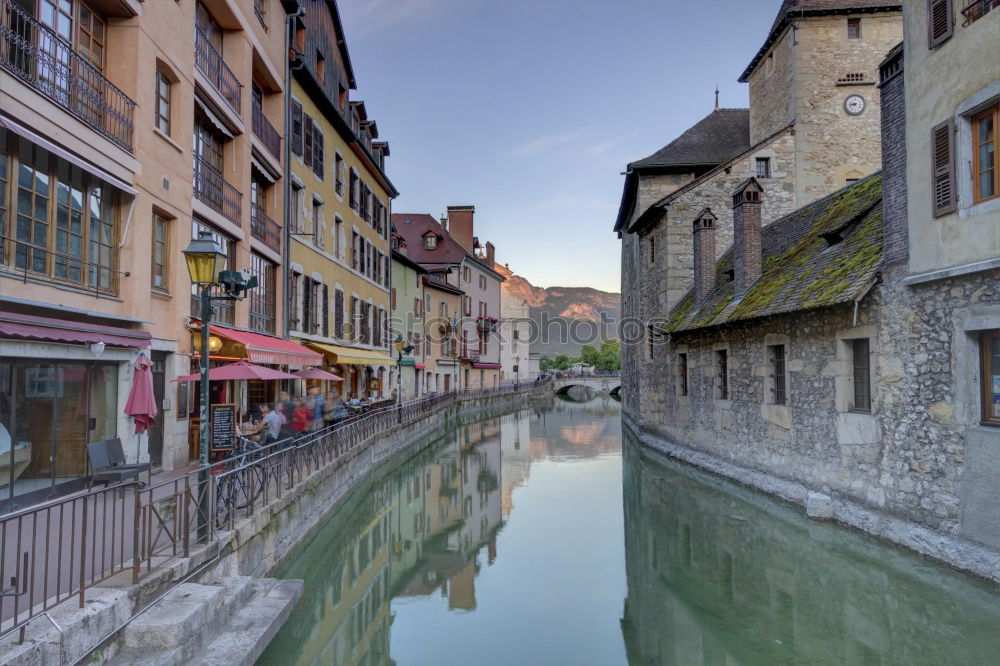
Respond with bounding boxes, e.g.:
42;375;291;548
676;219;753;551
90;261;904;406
193;155;242;224
0;0;136;151
194;28;241;114
0;234;127;296
251;102;281;161
0;379;552;641
250;203;281;252
961;0;1000;25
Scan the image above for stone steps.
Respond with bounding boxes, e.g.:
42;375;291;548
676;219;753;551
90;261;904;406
109;577;302;666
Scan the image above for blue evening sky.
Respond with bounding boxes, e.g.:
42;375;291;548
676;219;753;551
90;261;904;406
339;0;776;292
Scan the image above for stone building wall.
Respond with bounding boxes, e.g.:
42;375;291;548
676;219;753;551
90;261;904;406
626;263;1000;578
747;27;796;144
634;171;695;224
792;14;902;203
657;130;798;311
878;47;908;266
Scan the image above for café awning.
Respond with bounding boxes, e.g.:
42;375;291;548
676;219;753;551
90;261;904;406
203;324;323;366
306;342;396;367
0;311;151;348
472;362;502;369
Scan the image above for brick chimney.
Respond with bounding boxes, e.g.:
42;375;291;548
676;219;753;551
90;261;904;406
484;241;495;270
446;205;475;253
692;208;718;303
732;178;763;296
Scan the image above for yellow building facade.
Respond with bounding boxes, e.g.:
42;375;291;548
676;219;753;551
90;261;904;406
286;0;397;399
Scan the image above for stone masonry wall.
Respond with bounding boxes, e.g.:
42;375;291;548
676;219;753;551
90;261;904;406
626;265;1000;579
793;14;902;203
658;130;798;310
748;26;796;144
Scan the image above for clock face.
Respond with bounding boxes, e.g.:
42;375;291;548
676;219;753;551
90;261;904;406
844;95;866;116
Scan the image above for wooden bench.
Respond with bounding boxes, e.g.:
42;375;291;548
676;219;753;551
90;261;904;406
86;438;152;487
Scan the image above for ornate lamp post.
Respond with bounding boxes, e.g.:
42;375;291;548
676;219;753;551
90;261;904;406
395;335;413;422
514;355;521;388
183;231;256;540
450;349;459;394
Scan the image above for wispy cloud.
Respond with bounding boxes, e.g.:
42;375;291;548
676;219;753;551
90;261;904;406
509;128;591;157
581;133;633;156
339;0;457;37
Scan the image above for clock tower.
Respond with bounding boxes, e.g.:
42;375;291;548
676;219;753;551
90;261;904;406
740;1;903;206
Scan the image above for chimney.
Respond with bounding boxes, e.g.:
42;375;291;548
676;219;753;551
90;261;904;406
692;208;717;303
878;42;908;265
484;241;495;270
732;178;763;296
447;205;475;253
439;214;448;232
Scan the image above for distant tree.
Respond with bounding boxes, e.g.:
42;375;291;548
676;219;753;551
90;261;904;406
580;344;600;367
597;339;621;371
553;354;572;370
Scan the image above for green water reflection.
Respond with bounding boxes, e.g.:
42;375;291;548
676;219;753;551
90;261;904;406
259;396;1000;665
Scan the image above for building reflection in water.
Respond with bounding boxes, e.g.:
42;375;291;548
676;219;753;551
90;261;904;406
620;431;1000;666
259;396;622;665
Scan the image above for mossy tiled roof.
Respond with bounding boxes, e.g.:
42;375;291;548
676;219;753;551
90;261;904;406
663;172;883;335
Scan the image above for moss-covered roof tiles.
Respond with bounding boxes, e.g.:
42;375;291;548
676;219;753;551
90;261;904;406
663;172;884;335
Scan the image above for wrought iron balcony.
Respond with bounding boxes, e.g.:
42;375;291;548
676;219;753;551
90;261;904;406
251;203;281;252
252;102;281;162
477;317;498;332
193;155;242;224
461;344;481;362
961;0;1000;25
195;28;241;114
0;0;136;151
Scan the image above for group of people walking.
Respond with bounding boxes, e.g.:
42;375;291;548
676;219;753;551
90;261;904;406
253;388;367;445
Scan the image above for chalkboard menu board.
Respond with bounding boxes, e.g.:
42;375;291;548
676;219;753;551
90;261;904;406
210;403;236;452
176;382;189;421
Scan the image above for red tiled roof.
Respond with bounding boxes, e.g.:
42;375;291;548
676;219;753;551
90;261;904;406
391;213;467;266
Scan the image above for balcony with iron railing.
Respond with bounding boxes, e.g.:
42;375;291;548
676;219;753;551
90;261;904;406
962;0;1000;25
252;102;281;162
251;203;281;252
477;317;498;332
195;28;241;114
461;343;481;362
193;155;242;224
0;0;136;151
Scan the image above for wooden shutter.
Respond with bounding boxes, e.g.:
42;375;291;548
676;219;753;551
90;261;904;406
303;114;314;167
322;284;329;337
334;289;344;338
931;118;957;217
313;126;324;179
290;100;303;155
927;0;953;49
302;276;312;332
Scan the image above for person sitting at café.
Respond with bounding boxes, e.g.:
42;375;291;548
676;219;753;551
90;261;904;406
348;393;362;407
309;386;325;429
291;397;313;435
261;403;283;444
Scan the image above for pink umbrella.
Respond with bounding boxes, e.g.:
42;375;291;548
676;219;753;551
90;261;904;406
124;355;158;434
293;368;345;381
174;360;302;383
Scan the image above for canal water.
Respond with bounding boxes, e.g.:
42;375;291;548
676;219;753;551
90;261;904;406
259;393;1000;666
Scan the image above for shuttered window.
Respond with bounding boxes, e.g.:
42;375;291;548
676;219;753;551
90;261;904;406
303;114;314;167
932;118;957;217
313;125;324;179
334;289;344;338
927;0;953;49
322;284;329;337
302;275;312;332
852;338;871;412
290;100;303;156
973;104;998;204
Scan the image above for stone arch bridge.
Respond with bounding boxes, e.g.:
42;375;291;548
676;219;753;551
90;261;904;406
553;375;621;396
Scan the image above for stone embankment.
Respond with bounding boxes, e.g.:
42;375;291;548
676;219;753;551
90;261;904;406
1;385;551;666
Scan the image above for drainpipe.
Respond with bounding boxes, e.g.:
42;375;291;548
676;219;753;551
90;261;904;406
283;3;305;341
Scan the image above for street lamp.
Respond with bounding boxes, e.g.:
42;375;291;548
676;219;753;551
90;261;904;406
183;230;256;540
514;355;521;388
450;348;459;394
394;335;413;421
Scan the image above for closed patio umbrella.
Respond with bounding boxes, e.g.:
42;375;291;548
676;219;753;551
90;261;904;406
124;355;158;434
174;360;301;383
293;368;345;381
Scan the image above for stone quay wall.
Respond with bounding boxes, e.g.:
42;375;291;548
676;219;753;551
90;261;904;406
623;267;1000;581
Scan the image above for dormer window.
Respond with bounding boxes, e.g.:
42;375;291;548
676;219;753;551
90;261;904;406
424;235;437;250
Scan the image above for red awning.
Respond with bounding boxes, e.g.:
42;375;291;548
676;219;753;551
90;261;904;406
0;311;151;348
208;324;322;367
472;362;502;369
